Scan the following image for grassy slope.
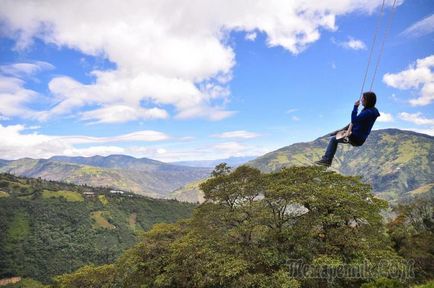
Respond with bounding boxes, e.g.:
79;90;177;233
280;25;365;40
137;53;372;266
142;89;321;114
171;129;433;203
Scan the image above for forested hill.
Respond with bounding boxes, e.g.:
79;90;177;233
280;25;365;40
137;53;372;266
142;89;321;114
0;155;212;198
171;129;434;203
0;173;196;284
248;129;434;201
51;166;434;288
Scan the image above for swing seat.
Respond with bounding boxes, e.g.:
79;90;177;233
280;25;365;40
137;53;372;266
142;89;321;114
335;129;362;147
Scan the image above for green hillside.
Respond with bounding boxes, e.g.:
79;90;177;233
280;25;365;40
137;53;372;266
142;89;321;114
0;173;196;284
171;129;434;203
51;166;434;287
0;156;212;198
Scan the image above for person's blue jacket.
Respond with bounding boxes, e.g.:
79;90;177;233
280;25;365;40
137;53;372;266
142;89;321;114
350;105;380;145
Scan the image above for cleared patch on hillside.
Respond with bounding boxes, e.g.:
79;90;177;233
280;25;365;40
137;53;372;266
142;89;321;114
409;183;434;196
91;211;116;229
128;213;143;232
42;190;84;202
98;194;109;206
0;191;9;198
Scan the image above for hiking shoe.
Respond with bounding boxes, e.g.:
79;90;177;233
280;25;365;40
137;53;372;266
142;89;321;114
315;159;332;167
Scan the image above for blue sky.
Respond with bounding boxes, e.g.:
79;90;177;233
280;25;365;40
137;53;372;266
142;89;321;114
0;0;433;161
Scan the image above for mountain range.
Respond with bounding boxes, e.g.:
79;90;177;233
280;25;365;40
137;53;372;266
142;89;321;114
170;129;434;203
0;129;432;203
170;156;256;168
0;155;212;198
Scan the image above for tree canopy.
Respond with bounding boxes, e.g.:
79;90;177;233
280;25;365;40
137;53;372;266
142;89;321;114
54;165;415;287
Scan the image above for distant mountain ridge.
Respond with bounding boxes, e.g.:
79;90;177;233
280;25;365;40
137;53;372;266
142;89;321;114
0;155;212;198
51;154;173;170
2;129;432;203
170;156;256;168
170;129;434;203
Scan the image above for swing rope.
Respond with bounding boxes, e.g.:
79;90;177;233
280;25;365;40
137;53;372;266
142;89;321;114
359;0;385;100
339;0;398;142
369;0;398;91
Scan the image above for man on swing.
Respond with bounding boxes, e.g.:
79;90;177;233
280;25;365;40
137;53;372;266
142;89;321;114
315;91;380;167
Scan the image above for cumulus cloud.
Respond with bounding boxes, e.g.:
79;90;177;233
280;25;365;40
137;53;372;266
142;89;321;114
399;112;434;126
408;127;434;136
0;124;170;159
0;0;390;123
127;141;270;162
400;14;434;38
212;130;260;139
0;61;54;119
80;105;169;124
0;76;39;118
211;141;268;158
377;112;394;122
334;36;366;50
0;123;270;161
245;32;257;41
383;55;434;106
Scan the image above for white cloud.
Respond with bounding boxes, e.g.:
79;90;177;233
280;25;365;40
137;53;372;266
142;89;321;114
213;130;260;139
80;105;169;124
335;36;366;50
245;32;257;41
383;55;434;106
211;141;268;158
0;61;54;77
291;115;300;121
61;130;170;144
400;14;434;38
0;76;39;118
0;124;170;159
399;112;434;125
408;127;434;136
126;141;270;162
0;0;391;123
286;108;298;114
0;61;54;119
377;112;394;122
63;146;126;158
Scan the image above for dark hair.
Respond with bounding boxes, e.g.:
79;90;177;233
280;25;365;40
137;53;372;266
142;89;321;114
363;91;376;108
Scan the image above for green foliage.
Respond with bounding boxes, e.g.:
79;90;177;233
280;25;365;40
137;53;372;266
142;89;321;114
7;211;30;241
61;165;408;288
412;280;434;288
360;277;405;288
387;194;434;284
53;264;116;288
0;173;196;284
42;190;84;202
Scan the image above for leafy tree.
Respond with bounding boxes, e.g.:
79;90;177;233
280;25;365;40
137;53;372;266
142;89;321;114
53;264;116;288
76;165;406;288
387;194;434;284
360;277;405;288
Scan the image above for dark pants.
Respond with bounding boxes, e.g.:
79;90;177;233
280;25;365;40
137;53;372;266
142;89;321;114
321;135;362;162
321;136;347;162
